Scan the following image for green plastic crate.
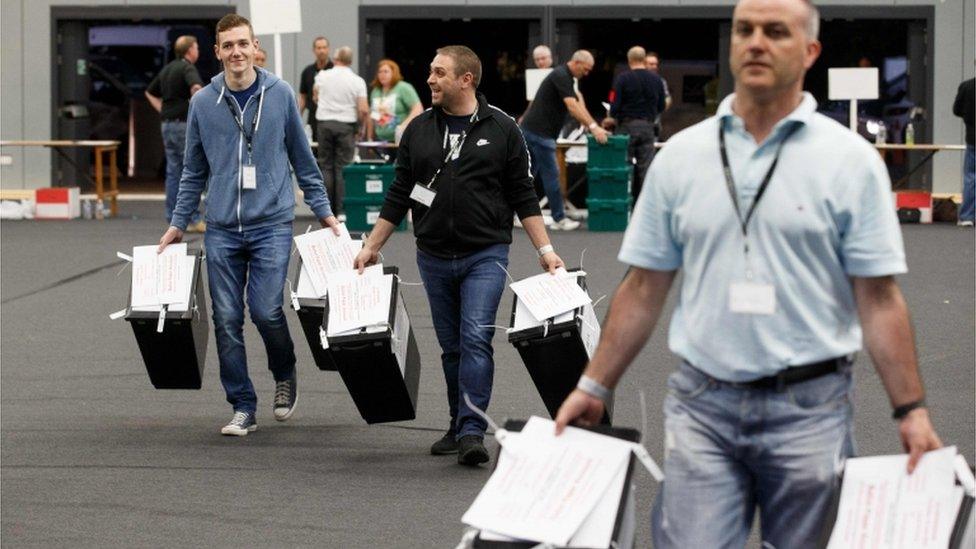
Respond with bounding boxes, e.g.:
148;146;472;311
343;163;396;200
587;197;632;232
587;166;632;200
344;197;407;232
586;135;630;168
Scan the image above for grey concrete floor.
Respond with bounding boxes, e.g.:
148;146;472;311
1;202;973;548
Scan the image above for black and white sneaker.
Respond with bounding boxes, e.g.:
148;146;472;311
220;411;257;436
273;373;298;421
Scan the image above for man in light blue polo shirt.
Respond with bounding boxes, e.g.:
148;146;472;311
555;0;942;546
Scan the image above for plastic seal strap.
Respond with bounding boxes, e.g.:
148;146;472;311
632;388;664;482
529;543;556;549
318;326;329;349
462;392;509;447
286;278;300;310
116;251;133;262
454;528;479;549
156;306;167;333
109;308;127;320
495;261;515;284
393;274;424;286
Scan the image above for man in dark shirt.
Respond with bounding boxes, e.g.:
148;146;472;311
953;78;974;226
521;50;608;231
354;45;565;466
298;36;333;139
607;46;666;199
146;35;204;231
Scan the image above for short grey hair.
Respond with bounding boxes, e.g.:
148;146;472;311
334;46;353;65
627;46;646;64
533;45;551;58
571;50;594;65
801;0;820;39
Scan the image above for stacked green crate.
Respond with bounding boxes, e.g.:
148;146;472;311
586;135;632;232
342;163;407;232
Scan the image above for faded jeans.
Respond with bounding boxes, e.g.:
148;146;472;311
651;360;855;549
161;121;200;224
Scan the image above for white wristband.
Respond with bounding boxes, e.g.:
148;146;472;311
577;375;612;402
537;244;554;257
588;122;598;130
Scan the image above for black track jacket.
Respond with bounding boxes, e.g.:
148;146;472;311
378;93;542;259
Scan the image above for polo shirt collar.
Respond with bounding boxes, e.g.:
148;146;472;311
717;92;819;131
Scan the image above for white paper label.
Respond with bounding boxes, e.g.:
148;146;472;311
319;327;330;349
728;282;776;315
366;211;380;225
242;165;257;190
409;184;436;207
366;178;383;193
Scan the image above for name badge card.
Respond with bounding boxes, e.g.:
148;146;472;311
242;165;257;190
410;183;436;207
728;282;776;315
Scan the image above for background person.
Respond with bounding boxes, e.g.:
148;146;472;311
354;45;564;467
158;14;339;437
367;59;423;144
313;46;369;218
556;0;941;546
299;36;333;140
254;47;267;68
145;35;204;232
953;77;974;226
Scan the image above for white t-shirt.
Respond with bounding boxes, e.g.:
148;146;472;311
314;65;367;123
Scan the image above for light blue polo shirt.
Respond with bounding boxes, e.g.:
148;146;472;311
619;93;906;382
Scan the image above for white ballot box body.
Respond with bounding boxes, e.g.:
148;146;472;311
291;258;339;371
322;266;421;424
124;250;209;389
471;419;640;549
507;272;611;424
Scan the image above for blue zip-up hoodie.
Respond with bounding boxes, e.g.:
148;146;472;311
170;68;333;232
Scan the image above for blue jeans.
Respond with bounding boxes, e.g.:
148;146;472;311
161;121;200;224
416;244;509;438
205;223;296;413
961;145;975;222
651;361;854;549
521;128;565;222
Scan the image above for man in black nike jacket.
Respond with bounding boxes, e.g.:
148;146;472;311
354;45;564;466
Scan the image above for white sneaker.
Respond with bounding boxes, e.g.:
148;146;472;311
958;220;974;227
549;217;581;231
337;213;347;223
220;411;257;436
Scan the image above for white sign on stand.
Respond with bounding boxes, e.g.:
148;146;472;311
525;68;553;100
249;0;302;78
828;67;879;132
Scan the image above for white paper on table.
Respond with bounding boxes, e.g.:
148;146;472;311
510;294;575;333
293;224;355;297
461;416;631;546
509;268;591;323
827;446;963;549
131;256;195;313
326;272;393;335
130;244;189;308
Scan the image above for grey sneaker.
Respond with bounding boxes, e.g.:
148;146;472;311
273;374;298;421
220;411;257;436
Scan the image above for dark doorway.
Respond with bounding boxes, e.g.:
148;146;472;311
374;18;533;117
53;7;228;192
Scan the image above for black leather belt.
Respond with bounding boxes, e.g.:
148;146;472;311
729;356;851;391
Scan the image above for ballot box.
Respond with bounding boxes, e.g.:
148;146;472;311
124;249;209;389
467;419;640;549
818;448;975;549
507;272;611;424
290;258;339;371
321;266;421;424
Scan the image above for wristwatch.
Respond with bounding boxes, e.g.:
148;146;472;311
537;244;554;257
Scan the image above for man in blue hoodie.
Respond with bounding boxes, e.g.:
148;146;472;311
158;14;339;436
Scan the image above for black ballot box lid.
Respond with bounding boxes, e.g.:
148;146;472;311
507;270;610;424
290;257;339;371
320;266;422;424
471;419;641;549
124;249;209;390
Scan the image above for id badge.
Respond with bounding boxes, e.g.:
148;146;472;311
728;282;776;315
242;165;257;190
409;183;436;207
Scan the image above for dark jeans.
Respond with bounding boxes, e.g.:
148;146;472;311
416;244;510;438
962;145;975;222
316;120;357;215
205;223;296;413
161;121;200;224
618;118;656;200
521;128;566;222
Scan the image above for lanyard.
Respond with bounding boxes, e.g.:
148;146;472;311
225;96;259;162
718;121;798;254
424;107;479;188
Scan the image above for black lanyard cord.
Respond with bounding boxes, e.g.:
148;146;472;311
425;106;480;188
719;121;799;251
225;96;259;160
